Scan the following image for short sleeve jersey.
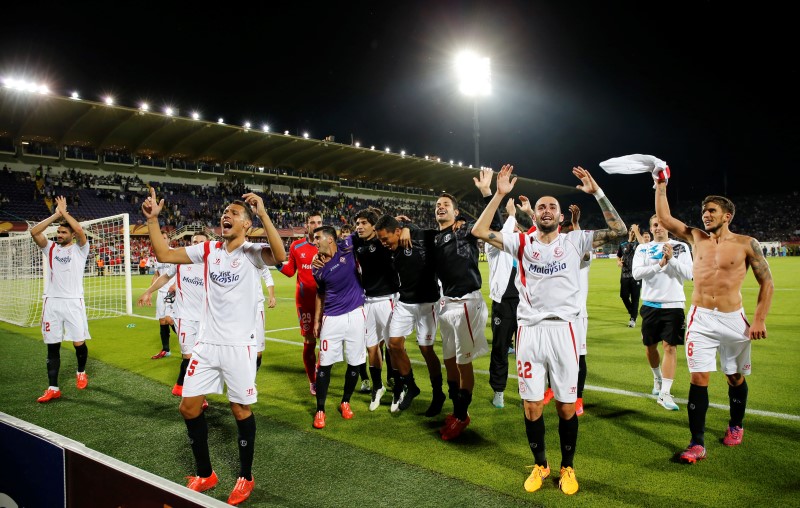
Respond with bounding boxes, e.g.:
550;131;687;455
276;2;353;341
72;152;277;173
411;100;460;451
279;238;317;301
313;235;365;316
434;221;482;297
391;228;440;304
503;230;594;325
186;241;267;345
257;264;275;305
154;261;176;295
41;239;90;298
171;263;205;322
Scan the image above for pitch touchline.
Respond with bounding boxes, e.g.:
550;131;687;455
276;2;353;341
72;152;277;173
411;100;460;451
260;334;800;422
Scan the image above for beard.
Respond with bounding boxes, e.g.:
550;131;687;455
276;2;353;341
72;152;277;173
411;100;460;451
536;221;559;234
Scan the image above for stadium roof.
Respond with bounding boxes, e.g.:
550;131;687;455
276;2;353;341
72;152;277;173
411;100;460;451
0;87;578;200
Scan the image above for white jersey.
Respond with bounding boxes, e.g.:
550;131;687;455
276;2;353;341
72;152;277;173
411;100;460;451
41;239;90;299
577;254;591;319
173;263;205;321
153;260;176;295
186;240;268;345
486;216;517;303
632;240;693;308
257;264;275;305
503;230;594;325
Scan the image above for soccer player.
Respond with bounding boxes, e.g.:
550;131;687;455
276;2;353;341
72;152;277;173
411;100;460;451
374;215;445;414
31;196;91;403
137;233;209;397
433;168;501;440
654;179;773;464
310;225;367;429
277;212;322;394
485;197;532;409
632;214;693;411
142;188;285;505
150;231;177;359
472;164;627;495
352;208;400;411
565;204;591;417
617;225;643;327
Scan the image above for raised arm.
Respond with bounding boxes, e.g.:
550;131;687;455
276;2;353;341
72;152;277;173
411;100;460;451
472;164;516;249
630;224;644;244
572;166;627;248
30;209;62;249
243;192;287;265
142;187;192;264
569;204;581;231
654;180;693;243
746;238;774;340
55;196;87;246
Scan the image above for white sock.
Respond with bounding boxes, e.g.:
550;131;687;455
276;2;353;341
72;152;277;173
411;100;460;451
651;368;662;380
49;386;60;392
661;378;674;395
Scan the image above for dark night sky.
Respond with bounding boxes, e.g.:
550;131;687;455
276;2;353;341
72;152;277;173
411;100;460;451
1;1;796;209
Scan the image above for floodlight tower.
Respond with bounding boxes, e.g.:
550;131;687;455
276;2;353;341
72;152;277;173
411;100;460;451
455;51;491;168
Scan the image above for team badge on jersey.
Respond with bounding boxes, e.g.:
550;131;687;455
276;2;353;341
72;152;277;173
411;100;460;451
231;259;241;268
443;233;452;243
403;248;413;256
368;244;376;252
554;246;565;259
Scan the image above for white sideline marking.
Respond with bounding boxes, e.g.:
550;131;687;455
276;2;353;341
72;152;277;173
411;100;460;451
261;335;800;422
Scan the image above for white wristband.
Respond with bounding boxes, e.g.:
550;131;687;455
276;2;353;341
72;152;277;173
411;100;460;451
593;189;605;200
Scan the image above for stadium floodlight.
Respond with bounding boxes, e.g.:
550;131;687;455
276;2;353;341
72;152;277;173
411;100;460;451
140;102;150;112
104;96;114;105
218;118;225;124
262;124;269;133
71;91;80;100
455;50;491;168
303;132;310;139
191;111;200;120
354;141;361;147
284;130;290;135
164;107;174;116
400;150;406;156
450;159;454;164
243;121;251;130
370;145;375;150
458;161;463;166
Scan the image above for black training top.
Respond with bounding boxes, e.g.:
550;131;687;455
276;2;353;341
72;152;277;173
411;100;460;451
391;228;440;304
352;233;400;297
617;241;638;279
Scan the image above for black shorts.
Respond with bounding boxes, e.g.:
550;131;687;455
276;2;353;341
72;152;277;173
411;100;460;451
639;306;686;346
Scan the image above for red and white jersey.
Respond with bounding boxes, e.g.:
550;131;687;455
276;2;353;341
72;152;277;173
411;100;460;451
503;230;594;325
162;263;205;322
153;260;176;295
279;237;317;301
41;240;90;299
186;240;268;345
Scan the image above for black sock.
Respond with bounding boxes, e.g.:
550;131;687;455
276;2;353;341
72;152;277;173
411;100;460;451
74;343;88;372
454;389;472;420
558;414;579;469
369;366;383;391
728;379;748;428
447;380;460;401
46;343;61;387
431;375;444;396
184;413;212;477
342;364;360;403
577;355;587;398
177;358;189;386
159;324;170;351
359;363;369;381
256;355;262;371
687;383;709;447
524;415;547;466
315;365;332;412
235;414;256;481
384;347;393;378
404;370;418;391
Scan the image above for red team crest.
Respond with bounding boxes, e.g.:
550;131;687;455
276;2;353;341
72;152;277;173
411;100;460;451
553;246;564;259
231;258;240;268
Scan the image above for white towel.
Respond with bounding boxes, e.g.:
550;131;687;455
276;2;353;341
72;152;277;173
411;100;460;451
599;154;670;186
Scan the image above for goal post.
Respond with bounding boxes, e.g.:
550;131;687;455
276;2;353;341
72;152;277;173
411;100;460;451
0;213;132;327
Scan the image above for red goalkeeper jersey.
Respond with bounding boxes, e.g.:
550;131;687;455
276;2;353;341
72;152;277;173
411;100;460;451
279;237;318;301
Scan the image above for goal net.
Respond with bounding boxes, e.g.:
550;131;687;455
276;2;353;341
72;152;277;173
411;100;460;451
0;213;132;327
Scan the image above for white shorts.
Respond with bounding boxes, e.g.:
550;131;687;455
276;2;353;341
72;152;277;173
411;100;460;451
318;307;367;367
41;298;91;344
390;301;438;346
182;342;258;404
685;306;752;375
573;317;588;356
438;291;488;364
516;320;580;403
364;296;395;348
156;292;175;321
256;304;266;353
176;318;199;356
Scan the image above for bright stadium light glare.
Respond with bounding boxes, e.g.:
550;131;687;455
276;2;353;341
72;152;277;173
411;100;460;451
244;121;251;130
455;51;491;97
164;107;174;116
370;145;375;150
104;96;114;106
303;132;310;139
450;159;454;164
191;111;200;120
140;102;150;111
385;147;390;153
400;150;406;156
354;141;360;147
218;118;225;124
424;155;429;160
70;91;80;100
37;85;50;94
262;124;269;133
284;130;290;135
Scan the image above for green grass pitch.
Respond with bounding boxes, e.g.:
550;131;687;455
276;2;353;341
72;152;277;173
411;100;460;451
1;257;798;507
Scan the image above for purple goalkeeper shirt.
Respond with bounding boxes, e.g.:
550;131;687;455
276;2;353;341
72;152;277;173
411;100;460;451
312;235;365;316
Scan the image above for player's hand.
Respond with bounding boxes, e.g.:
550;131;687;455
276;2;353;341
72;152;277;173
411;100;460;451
473;167;494;196
311;253;325;268
55;195;68;216
242;192;266;217
399;227;412;249
662;243;673;261
504;197;516;217
268;296;276;308
142;188;164;219
517;195;533;217
569;204;581;229
573;166;600;195
630;224;640;241
137;292;152;307
313;321;321;339
617;257;623;268
748;320;767;340
496;164;516;196
395;214;411;223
